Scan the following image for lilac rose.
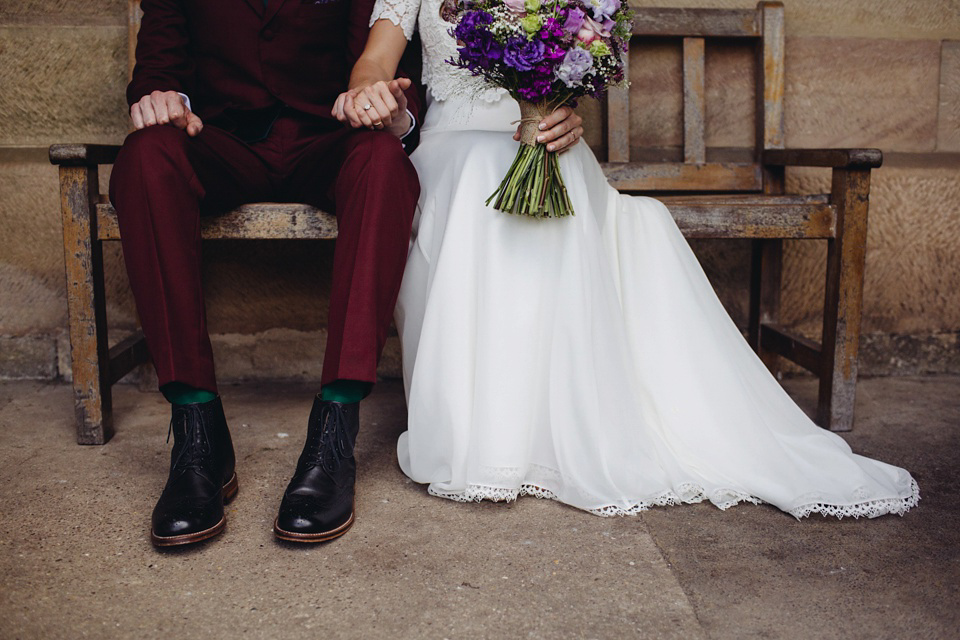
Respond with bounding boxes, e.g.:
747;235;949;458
556;47;594;87
562;7;585;34
590;0;618;21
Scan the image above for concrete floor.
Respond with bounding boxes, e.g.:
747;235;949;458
0;376;957;639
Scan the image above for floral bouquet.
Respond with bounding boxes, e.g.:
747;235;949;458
445;0;632;218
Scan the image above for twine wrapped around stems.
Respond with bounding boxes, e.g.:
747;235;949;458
516;101;548;146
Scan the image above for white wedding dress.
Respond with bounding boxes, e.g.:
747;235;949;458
375;0;919;518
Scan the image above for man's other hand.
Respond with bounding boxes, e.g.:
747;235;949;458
131;91;203;136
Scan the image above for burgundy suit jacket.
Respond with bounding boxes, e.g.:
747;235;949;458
129;0;423;139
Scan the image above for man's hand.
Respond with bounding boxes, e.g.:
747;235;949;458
131;90;203;136
333;78;412;139
515;106;583;153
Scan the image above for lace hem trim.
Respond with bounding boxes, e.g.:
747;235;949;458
427;478;921;520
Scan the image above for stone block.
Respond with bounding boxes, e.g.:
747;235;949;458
0;1;125;20
0;161;67;335
0;334;57;380
202;239;335;335
209;329;402;383
938;41;960;152
784;37;941;152
0;25;128;146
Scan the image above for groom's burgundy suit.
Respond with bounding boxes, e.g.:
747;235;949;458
110;0;423;393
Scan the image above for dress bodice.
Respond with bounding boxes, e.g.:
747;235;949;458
370;0;507;103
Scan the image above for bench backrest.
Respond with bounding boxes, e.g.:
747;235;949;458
127;0;785;193
604;1;785;192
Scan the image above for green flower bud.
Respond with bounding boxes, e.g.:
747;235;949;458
524;0;541;12
521;14;542;35
588;40;611;57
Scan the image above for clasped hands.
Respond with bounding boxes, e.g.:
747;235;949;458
130;84;585;153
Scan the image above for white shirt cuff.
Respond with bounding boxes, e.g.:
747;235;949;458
400;109;416;140
177;92;191;112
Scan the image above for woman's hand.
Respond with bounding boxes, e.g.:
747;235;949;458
515;106;583;152
333;78;412;138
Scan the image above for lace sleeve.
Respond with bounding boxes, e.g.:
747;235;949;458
369;0;419;40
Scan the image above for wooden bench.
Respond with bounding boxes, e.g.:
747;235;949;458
51;0;879;444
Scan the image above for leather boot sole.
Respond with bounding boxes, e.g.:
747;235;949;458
151;473;239;548
272;506;355;543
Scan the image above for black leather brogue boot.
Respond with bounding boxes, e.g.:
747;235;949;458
274;396;359;543
151;397;238;547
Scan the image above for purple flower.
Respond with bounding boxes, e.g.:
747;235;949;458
503;37;545;72
562;7;585;34
457;33;504;70
453;11;504;70
540;17;564;39
454;9;493;37
591;0;618;21
517;76;554;100
556;47;593;87
544;44;567;60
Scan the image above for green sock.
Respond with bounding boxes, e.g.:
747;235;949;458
161;382;217;406
320;379;372;404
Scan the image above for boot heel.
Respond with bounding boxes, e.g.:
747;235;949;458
223;472;239;504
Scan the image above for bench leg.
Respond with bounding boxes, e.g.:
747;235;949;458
59;165;113;444
748;238;783;372
818;168;871;432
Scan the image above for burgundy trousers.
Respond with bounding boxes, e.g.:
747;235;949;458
108;110;420;393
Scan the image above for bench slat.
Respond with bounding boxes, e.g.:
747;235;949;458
671;202;836;239
602;162;763;191
97;198;834;242
632;8;760;38
660;193;830;206
96;202;339;241
760;323;822;374
683;37;707;164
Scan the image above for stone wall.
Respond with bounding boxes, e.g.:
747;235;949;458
1;0;958;383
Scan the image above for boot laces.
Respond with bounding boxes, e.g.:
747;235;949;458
167;404;211;471
306;402;355;474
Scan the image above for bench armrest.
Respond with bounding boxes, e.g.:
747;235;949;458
49;143;121;167
763;148;883;170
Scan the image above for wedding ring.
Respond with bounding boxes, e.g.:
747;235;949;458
374;121;383;127
363;104;372;111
